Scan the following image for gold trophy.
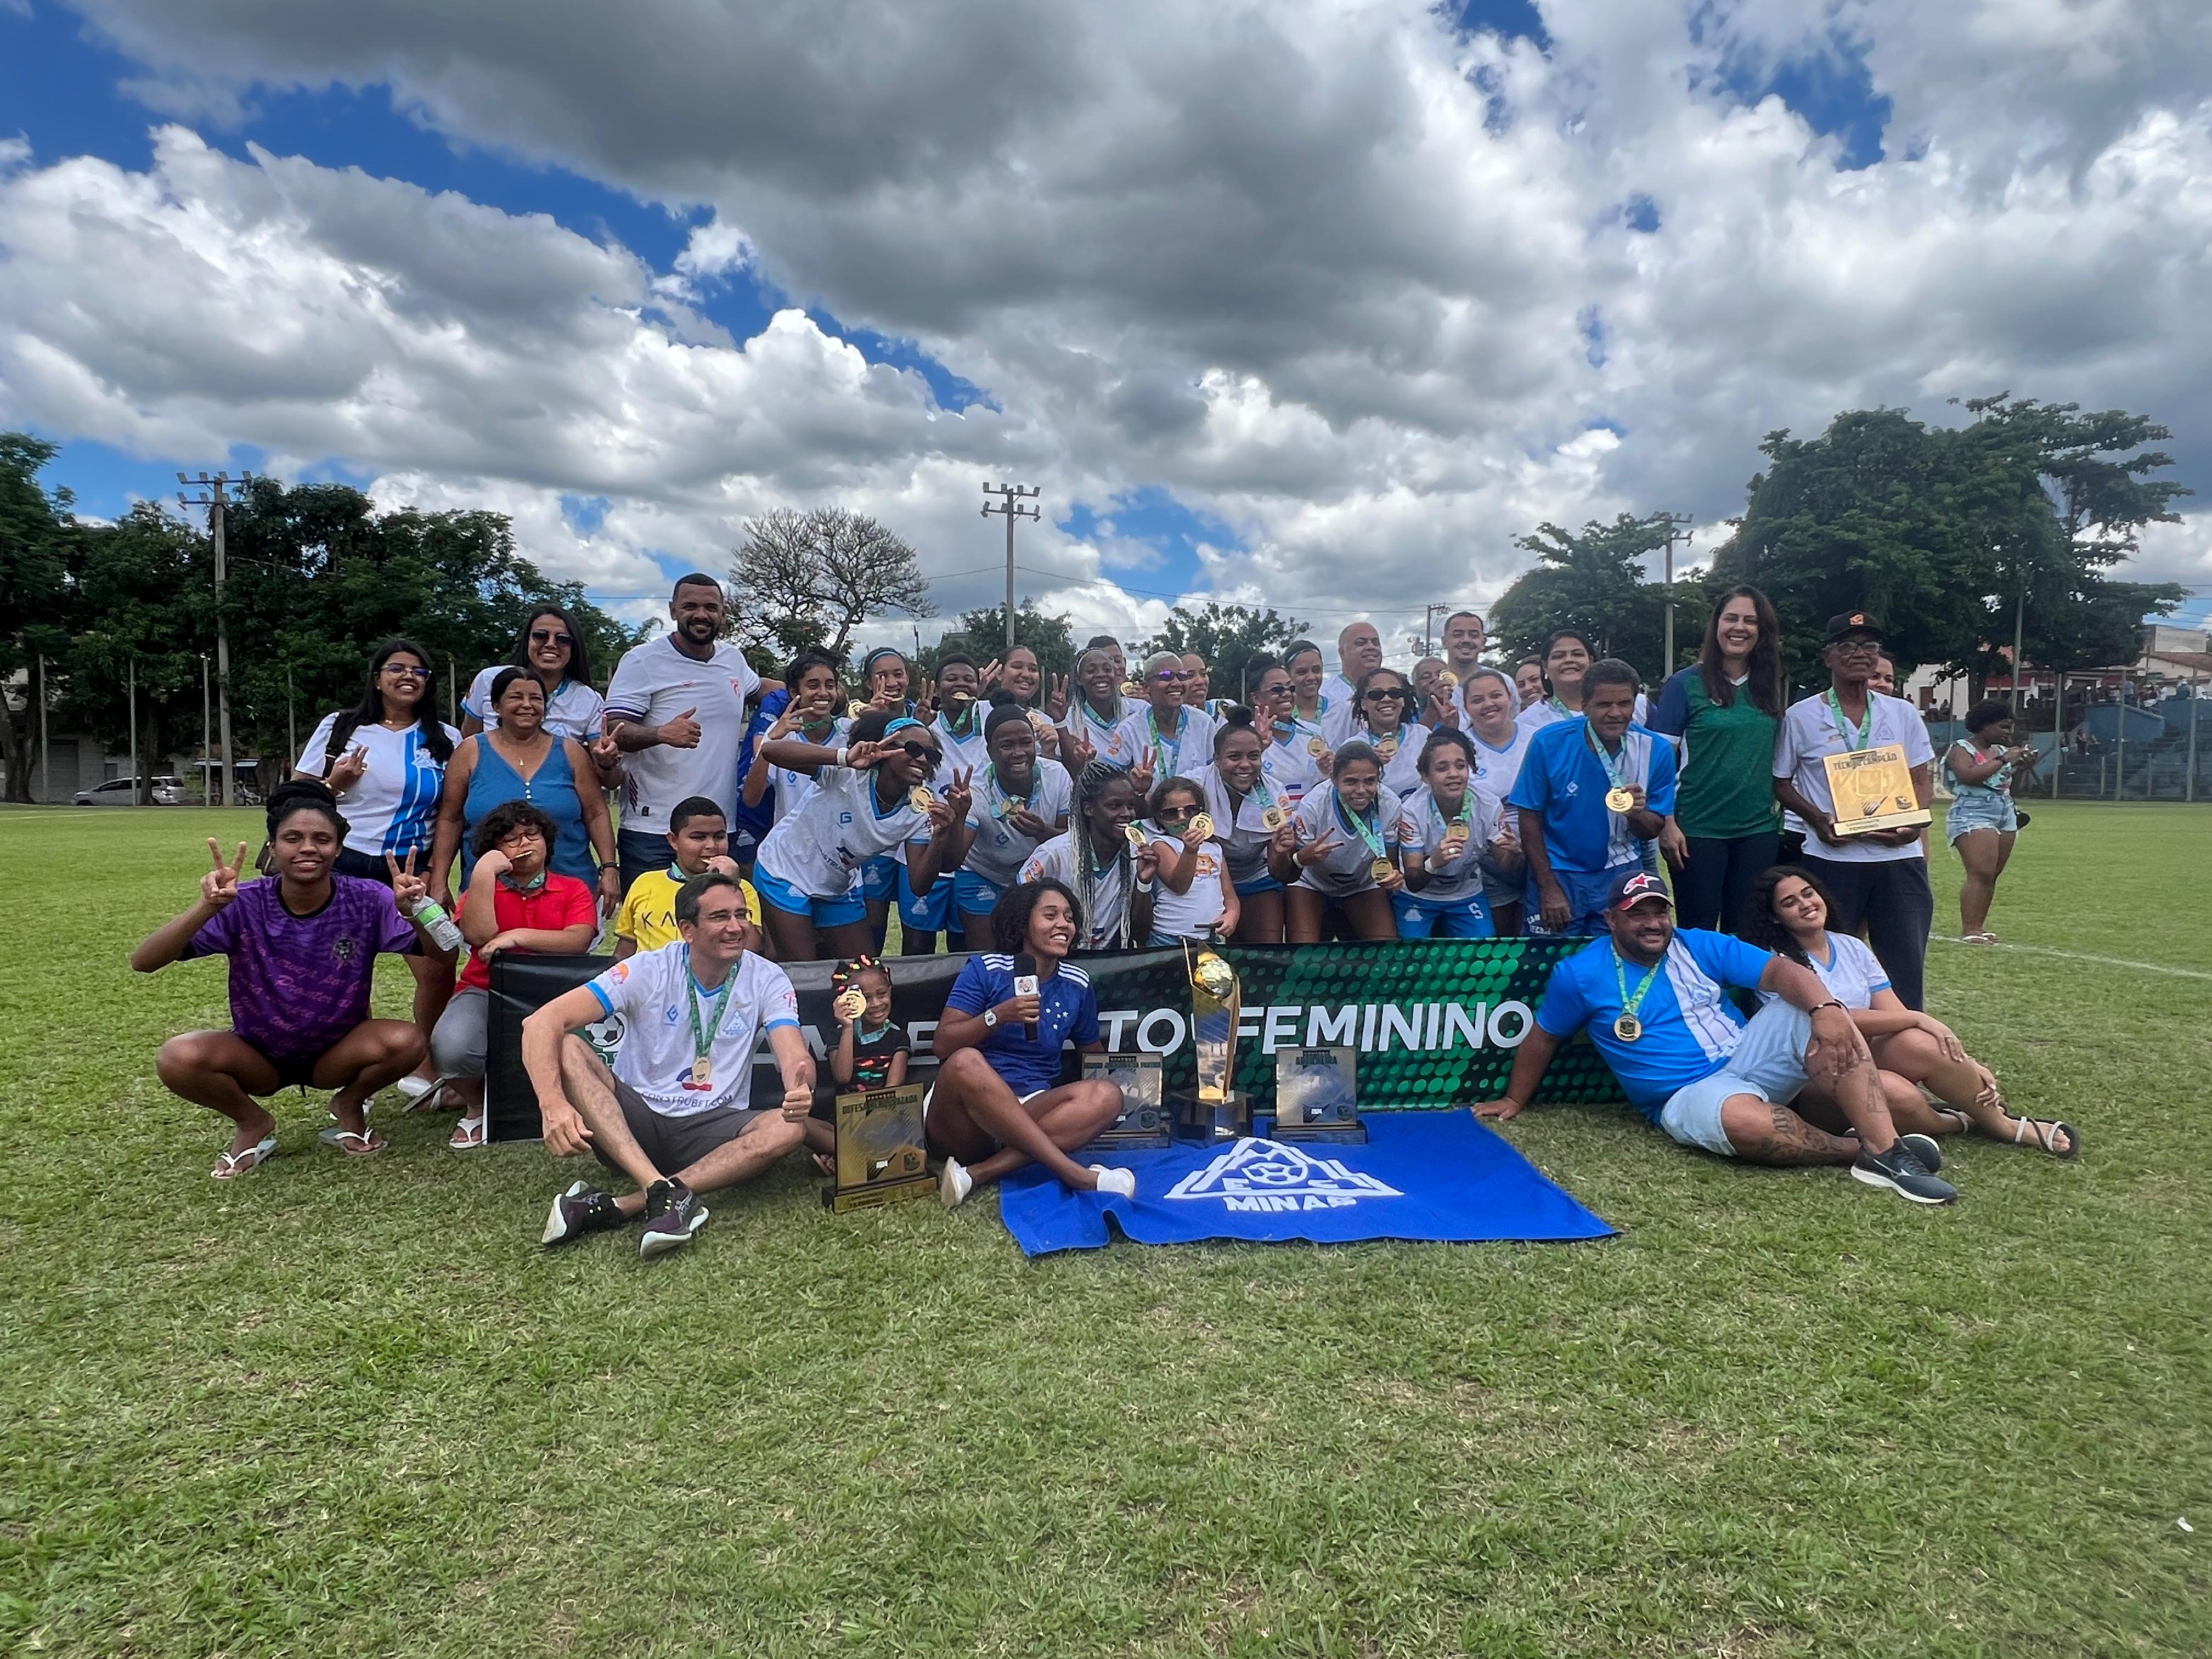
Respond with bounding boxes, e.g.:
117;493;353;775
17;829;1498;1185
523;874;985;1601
823;1082;934;1212
1174;946;1250;1142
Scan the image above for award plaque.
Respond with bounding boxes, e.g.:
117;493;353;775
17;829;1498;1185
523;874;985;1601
1272;1045;1367;1144
1172;949;1250;1142
822;1082;934;1212
1821;743;1932;835
1085;1053;1171;1149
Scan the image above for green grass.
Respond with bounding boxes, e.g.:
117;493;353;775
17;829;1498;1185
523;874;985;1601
2;800;2207;1656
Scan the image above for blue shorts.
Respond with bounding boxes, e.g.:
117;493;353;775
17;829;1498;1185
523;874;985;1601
1391;891;1495;939
898;862;957;931
860;854;900;905
955;868;1006;916
1946;794;2018;841
1525;864;1632;938
752;862;867;929
1655;1001;1813;1158
1233;872;1284;898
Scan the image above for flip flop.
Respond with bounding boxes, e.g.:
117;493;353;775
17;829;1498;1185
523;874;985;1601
2010;1116;2080;1160
317;1126;387;1156
448;1116;487;1151
212;1135;278;1180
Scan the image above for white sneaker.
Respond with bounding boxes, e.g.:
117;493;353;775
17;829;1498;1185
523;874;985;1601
1090;1165;1137;1199
939;1159;974;1209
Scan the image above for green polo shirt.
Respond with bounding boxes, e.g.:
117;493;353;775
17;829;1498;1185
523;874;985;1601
1650;668;1781;840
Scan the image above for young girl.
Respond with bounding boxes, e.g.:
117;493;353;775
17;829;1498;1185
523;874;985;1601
1745;865;2077;1158
805;955;911;1172
131;781;435;1176
1347;666;1429;796
1394;729;1519;939
1244;656;1324;807
1281;640;1335;763
1018;761;1160;949
1190;708;1291;943
1143;777;1239;944
742;648;847;827
1060;645;1128;764
1942;700;2039;943
1271;743;1404;943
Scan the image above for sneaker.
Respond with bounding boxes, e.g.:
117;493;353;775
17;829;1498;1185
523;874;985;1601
939;1158;974;1209
639;1179;709;1258
541;1180;626;1246
1898;1132;1944;1174
1090;1165;1137;1199
1850;1142;1958;1205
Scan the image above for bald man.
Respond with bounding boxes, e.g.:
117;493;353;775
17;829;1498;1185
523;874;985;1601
1320;622;1385;743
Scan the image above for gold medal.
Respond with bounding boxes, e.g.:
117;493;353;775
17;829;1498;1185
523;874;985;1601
1370;856;1395;883
1187;812;1214;841
1120;679;1144;697
1308;737;1325;758
1438;670;1458;689
1026;708;1053;733
1375;733;1401;760
1440;832;1468;859
1605;786;1635;813
1262;805;1287;832
1612;1012;1642;1043
910;785;940;813
689;1054;714;1086
1125;823;1149;848
846;698;869;719
833;989;866;1022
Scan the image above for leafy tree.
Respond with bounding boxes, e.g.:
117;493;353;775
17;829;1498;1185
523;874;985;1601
0;433;78;800
1488;512;1703;679
1141;602;1308;705
729;506;934;661
922;601;1077;681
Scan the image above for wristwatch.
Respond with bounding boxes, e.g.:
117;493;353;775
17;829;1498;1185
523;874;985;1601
982;1009;999;1030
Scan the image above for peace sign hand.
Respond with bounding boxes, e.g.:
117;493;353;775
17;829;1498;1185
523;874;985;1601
843;739;885;770
978;658;1004;690
328;744;369;792
386;849;428;910
937;766;974;826
1046;674;1070;721
202;839;249;909
1296;830;1341;868
1060;726;1096;771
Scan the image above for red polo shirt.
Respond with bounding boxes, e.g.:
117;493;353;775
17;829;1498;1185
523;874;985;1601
459;872;598;990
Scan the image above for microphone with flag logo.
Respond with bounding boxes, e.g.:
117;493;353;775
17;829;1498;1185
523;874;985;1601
1012;952;1040;1041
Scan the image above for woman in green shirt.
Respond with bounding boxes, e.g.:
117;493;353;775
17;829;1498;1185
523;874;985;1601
1649;586;1785;934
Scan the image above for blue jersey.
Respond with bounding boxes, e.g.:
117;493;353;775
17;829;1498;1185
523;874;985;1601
944;952;1099;1097
1506;716;1678;874
1534;928;1774;1120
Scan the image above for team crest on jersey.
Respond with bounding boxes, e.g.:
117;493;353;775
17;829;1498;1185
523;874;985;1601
1166;1137;1402;1212
332;938;357;962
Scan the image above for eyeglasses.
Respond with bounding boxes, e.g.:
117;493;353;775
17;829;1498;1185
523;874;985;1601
383;664;431;679
529;629;574;648
1831;639;1881;657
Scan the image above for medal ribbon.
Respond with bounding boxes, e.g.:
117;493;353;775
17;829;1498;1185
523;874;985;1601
1431;788;1474;855
684;950;734;1065
1611;946;1664;1027
1584;723;1632;794
1147;707;1183;775
1825;689;1875;751
1333;789;1387;860
983;763;1032;821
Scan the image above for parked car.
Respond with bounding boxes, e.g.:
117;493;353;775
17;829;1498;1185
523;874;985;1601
72;776;185;806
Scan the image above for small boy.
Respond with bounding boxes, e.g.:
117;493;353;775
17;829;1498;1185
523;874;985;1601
614;795;766;960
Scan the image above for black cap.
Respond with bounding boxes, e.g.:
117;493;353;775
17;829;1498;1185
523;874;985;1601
1607;869;1674;912
1824;611;1886;644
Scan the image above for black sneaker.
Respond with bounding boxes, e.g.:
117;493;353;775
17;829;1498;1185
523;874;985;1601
1898;1132;1943;1174
1851;1141;1958;1205
541;1180;626;1246
639;1178;709;1259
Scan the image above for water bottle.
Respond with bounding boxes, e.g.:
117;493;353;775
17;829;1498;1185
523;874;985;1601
408;894;465;952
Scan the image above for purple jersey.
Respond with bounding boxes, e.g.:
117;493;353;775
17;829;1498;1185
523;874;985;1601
185;876;417;1059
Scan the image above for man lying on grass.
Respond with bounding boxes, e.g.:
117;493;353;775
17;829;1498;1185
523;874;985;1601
524;871;815;1259
1475;870;1958;1204
132;781;437;1178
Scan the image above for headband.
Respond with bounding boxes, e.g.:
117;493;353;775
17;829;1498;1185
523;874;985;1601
883;716;922;736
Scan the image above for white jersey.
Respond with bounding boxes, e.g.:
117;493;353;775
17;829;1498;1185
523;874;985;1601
765;718;849;825
929;708;991;780
603;634;761;834
1774;690;1934;864
1290;780;1404;898
1519;693;1647;737
1256;723;1325;805
1146;830;1228;939
296;712;462;862
585;943;799;1119
1192;762;1286;889
1465;723;1534;803
1395;784;1503;905
462;667;606;743
1104;704;1216;780
1340;722;1430;797
1019;831;1141;948
958;759;1075;887
755;764;930;899
1758;931;1891;1010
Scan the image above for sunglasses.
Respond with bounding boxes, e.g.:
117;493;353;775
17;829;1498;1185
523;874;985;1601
1153;669;1180;682
382;664;431;679
1362;687;1410;702
529;629;574;647
894;740;942;768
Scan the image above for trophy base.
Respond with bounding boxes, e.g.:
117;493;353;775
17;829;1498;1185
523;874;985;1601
822;1172;937;1213
1271;1114;1369;1146
1170;1090;1250;1143
1094;1118;1173;1150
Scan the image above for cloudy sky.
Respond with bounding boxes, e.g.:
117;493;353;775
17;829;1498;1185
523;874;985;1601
4;0;2209;658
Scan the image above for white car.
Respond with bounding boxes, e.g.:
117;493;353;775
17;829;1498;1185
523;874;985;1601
73;776;185;806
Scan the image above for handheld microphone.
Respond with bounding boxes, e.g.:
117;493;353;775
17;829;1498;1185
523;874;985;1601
1012;952;1040;1041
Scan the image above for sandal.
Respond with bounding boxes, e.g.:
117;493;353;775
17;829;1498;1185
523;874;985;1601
212;1134;278;1180
1932;1108;1972;1135
448;1115;487;1152
317;1126;387;1156
2010;1116;2080;1160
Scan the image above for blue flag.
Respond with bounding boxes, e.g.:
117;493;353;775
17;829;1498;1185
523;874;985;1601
997;1111;1615;1255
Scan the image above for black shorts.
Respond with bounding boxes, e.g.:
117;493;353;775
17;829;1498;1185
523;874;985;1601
248;1041;328;1091
334;847;394;884
593;1076;773;1175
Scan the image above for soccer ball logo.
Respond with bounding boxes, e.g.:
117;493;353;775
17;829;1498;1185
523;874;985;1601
583;1010;626;1066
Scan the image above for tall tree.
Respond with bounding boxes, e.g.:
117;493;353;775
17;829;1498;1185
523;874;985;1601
729;506;934;661
922;601;1077;680
1142;602;1308;704
0;434;79;800
1488;512;1701;678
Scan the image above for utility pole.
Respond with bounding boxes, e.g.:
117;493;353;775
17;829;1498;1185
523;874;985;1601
2009;581;2027;718
1659;514;1695;673
128;656;138;806
1422;603;1449;659
200;653;211;802
36;653;48;803
178;471;251;808
981;482;1041;661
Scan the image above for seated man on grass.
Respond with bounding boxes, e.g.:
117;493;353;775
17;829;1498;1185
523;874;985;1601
524;872;814;1258
1474;870;1958;1204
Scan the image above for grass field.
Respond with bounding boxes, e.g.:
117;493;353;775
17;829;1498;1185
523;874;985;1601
2;800;2208;1657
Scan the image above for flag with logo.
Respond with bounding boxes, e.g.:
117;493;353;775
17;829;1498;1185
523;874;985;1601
996;1112;1615;1255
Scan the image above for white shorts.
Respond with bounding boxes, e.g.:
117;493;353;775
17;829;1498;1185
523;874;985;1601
1656;1001;1814;1158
